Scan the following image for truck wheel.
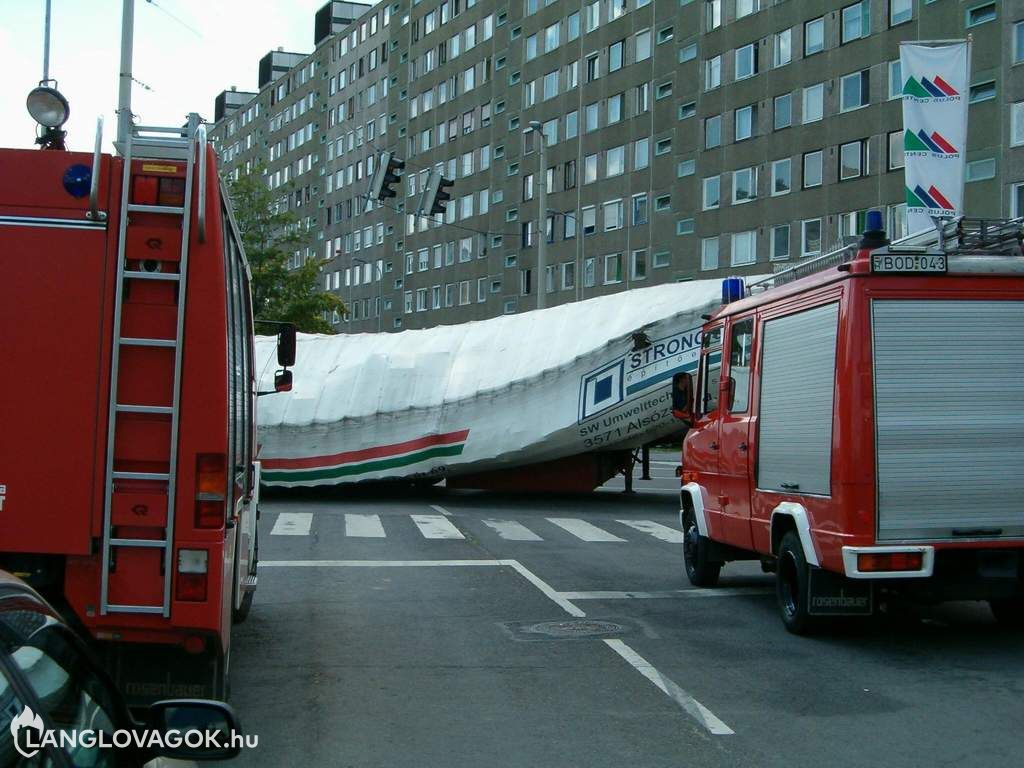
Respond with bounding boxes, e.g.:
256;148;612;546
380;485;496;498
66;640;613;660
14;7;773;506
989;597;1024;629
232;529;258;624
776;531;814;635
682;509;721;587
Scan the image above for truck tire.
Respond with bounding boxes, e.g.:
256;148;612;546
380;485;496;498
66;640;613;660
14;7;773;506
989;597;1024;629
682;509;722;587
232;529;258;624
776;531;815;635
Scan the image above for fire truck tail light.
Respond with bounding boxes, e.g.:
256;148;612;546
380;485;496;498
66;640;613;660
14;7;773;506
195;499;224;529
857;552;924;572
196;453;227;495
131;175;186;207
176;549;208;602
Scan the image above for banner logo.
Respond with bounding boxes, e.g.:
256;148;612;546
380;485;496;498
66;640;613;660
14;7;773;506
902;74;960;101
906;184;956;213
903;129;959;156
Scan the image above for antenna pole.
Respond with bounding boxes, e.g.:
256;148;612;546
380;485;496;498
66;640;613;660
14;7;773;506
116;0;135;147
42;0;52;82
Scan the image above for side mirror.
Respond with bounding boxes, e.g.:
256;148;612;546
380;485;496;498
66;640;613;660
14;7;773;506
146;699;243;761
274;369;293;393
277;324;297;368
671;372;695;423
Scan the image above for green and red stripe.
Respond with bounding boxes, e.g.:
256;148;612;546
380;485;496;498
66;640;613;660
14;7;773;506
261;429;470;482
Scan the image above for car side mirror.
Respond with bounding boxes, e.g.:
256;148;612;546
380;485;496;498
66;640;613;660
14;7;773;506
146;699;243;761
277;324;297;368
671;372;695;423
274;369;293;393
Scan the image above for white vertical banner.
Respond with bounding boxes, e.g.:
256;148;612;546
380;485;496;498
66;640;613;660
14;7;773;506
899;41;971;234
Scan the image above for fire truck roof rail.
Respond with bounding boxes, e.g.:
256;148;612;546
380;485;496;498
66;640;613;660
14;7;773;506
747;216;1024;295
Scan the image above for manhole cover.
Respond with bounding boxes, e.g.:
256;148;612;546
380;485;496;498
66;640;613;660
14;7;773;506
523;619;625;638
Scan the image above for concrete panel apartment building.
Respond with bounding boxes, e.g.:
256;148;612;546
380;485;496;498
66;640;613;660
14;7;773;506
211;0;1024;334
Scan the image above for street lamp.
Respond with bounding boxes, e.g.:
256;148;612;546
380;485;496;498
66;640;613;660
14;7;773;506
523;120;547;310
352;256;384;333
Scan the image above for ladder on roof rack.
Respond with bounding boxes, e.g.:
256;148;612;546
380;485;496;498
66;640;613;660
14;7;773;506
747;217;1024;295
99;114;207;617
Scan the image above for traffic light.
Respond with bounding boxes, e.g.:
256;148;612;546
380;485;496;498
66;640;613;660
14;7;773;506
417;169;454;216
368;150;405;201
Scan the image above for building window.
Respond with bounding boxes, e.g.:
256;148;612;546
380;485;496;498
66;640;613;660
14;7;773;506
607;93;624;124
526;33;538;60
804;17;824;56
732;167;757;204
771;158;791;196
676;219;695;235
678;102;697;120
771;224;790;261
609;40;624;71
735;43;758;80
966;3;997;27
731;231;757;266
802;219;822;256
840;70;870;112
636;83;650;114
606;145;625;177
655;82;673;100
632;193;648;225
565;110;579;139
735;105;755;141
631;249;648;280
560;262;575;290
1012;102;1024;147
1012;183;1024;218
703;175;720;209
701;237;719;270
586;53;600;82
584;153;599;183
603;199;624;231
774;93;792;129
677;158;696;177
582;206;596;235
1016;22;1024;64
705;55;721;90
546;21;560;51
585;1;599;32
890;0;912;25
887;130;905;170
969;81;996;103
841;1;870;44
584;256;596;287
633;138;649;170
635;30;652;61
543;71;559;100
965;158;996;182
655;138;672;156
888;60;902;100
840;139;867;180
705;115;722;148
736;0;758;19
653;251;671;269
706;0;722;30
773;29;791;67
519;269;531;296
803;150;823;188
679;43;697;63
604;253;623;284
803;83;824;123
655;195;671;212
657;26;674;44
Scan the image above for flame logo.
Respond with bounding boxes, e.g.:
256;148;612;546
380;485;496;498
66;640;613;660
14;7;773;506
10;705;44;758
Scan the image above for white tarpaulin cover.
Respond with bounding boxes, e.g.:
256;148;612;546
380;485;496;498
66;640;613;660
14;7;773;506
255;280;729;487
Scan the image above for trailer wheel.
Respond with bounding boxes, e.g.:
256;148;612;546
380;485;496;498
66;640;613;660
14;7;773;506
989;597;1024;629
776;531;814;635
682;509;721;587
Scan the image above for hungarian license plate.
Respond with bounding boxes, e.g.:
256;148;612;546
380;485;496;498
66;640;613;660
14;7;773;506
871;252;947;274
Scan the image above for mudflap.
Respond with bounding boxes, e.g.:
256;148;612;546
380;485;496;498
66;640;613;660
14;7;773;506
807;567;874;617
98;641;226;709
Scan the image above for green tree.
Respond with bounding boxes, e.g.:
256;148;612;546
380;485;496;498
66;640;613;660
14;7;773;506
225;162;344;333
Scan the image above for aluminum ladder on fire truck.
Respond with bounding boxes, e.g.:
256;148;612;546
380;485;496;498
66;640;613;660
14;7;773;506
99;113;208;617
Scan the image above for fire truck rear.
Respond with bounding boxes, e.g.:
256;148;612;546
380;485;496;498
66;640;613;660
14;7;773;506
0;103;293;700
673;214;1024;633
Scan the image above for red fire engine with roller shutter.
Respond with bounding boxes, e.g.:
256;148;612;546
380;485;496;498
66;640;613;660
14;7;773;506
671;214;1024;633
0;108;294;701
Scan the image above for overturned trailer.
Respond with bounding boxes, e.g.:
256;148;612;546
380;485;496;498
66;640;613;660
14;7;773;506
255;281;733;491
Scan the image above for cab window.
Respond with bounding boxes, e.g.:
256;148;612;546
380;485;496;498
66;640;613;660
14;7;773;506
699;326;723;414
728;318;754;413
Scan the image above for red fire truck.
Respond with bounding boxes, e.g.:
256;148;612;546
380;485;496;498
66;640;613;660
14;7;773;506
0;92;293;700
673;214;1024;633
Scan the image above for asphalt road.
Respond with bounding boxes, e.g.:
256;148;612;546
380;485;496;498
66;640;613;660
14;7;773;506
228;461;1023;767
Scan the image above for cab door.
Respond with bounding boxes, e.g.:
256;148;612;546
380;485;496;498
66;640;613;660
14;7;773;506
684;324;724;535
717;316;756;549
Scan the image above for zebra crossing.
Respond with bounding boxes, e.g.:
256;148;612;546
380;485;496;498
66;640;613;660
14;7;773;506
269;511;683;545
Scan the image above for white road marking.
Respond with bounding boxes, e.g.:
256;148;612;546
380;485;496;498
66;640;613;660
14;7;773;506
260;559;500;567
481;519;543;541
560;588;773;600
603;639;735;736
345;514;386;538
616;519;684;544
429;504;453;517
651;460;680;466
496;559;585;617
411;514;465;539
546;518;626;542
270;512;312;536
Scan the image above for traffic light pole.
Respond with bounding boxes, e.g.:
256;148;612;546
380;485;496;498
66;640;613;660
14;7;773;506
537;136;547;310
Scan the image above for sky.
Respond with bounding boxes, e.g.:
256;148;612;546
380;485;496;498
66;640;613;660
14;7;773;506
1;0;347;152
